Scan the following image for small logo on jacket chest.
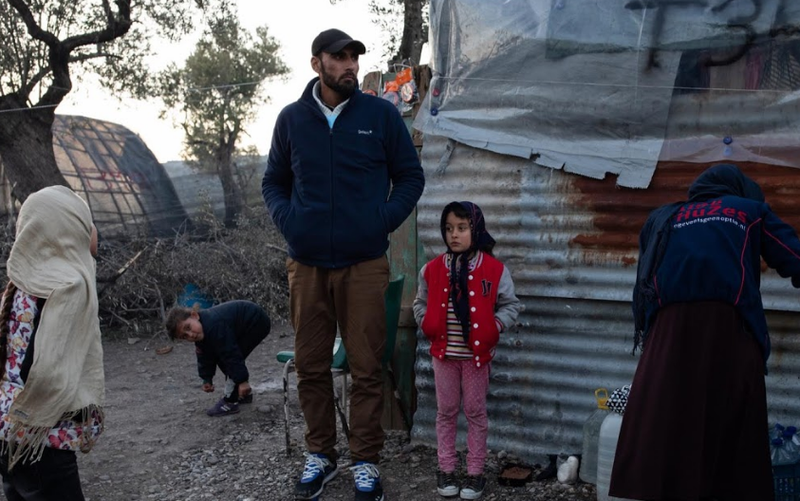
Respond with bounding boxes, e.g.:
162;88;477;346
481;279;493;296
358;130;373;135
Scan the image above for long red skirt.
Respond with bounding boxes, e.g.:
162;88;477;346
609;302;774;501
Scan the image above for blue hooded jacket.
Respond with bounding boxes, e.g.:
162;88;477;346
636;165;800;365
262;78;425;268
195;301;271;384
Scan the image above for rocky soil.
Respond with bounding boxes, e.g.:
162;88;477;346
68;322;596;501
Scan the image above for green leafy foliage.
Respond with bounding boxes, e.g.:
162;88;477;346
159;16;288;162
156;15;288;226
0;0;234;202
0;0;231;104
328;0;429;66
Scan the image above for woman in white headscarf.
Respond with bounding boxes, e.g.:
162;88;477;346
0;185;104;501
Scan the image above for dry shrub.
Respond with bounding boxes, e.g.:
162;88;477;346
97;206;289;335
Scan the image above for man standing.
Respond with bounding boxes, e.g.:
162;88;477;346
262;29;424;501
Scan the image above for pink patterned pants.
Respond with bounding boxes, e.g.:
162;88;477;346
433;357;490;476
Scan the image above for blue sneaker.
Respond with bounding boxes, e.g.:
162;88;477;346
294;452;338;500
350;462;385;501
206;398;239;417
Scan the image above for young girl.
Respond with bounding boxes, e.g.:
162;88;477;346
414;201;521;500
0;185;104;500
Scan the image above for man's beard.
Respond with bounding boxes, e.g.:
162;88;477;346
320;64;358;98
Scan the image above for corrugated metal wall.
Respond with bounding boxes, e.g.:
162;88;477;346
411;135;800;463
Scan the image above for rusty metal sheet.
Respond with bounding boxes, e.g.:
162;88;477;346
411;135;800;464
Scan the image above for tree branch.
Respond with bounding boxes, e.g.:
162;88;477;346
20;64;50;97
20;51;116;98
9;0;69;108
70;51;121;63
7;0;59;46
102;0;114;24
11;0;133;108
61;0;132;53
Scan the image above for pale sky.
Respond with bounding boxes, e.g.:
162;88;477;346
59;0;391;163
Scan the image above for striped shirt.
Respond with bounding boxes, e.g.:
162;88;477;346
444;253;483;359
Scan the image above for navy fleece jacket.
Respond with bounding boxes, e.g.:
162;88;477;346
262;78;425;268
195;301;271;385
646;196;800;363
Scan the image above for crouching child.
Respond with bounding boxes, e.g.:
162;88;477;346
166;300;271;417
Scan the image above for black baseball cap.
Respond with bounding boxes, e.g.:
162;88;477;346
312;29;366;56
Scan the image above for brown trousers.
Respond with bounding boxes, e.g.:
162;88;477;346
287;255;389;463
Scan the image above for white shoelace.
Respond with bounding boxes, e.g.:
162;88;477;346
301;452;330;481
350;463;380;489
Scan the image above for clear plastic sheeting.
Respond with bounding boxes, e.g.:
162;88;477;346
414;0;800;189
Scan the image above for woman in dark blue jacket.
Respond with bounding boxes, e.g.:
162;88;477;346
610;164;800;501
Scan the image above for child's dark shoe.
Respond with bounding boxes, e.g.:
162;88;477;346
459;474;486;500
437;469;459;497
206;398;240;417
238;393;253;404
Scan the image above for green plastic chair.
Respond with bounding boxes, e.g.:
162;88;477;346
278;275;405;453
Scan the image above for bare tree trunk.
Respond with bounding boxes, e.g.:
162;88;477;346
0;94;70;203
215;137;244;228
395;0;427;64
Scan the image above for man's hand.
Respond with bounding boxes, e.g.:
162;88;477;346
202;382;214;393
238;381;252;399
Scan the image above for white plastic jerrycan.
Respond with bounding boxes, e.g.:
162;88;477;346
596;412;635;501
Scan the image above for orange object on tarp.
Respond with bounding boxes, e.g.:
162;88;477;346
384;80;399;93
395;67;413;85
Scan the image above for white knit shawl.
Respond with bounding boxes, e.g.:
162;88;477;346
4;185;104;467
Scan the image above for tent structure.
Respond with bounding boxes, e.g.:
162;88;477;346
0;115;191;239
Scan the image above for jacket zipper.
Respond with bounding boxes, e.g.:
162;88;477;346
329;126;335;267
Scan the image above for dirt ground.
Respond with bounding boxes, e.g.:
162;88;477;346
48;320;597;501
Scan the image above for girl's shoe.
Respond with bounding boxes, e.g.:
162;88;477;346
436;469;459;497
459;475;486;500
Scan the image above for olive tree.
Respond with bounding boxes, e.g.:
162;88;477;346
330;0;428;66
157;16;288;227
0;0;232;202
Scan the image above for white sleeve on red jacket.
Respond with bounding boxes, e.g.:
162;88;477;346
412;264;429;328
